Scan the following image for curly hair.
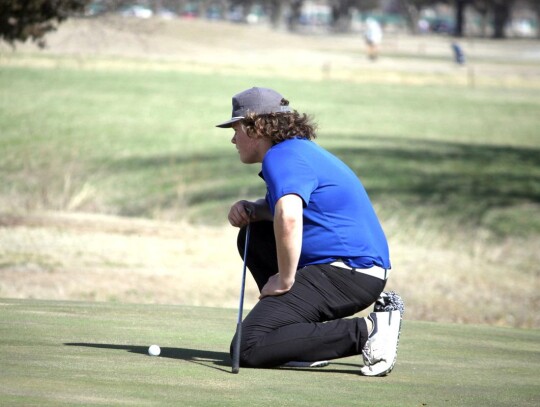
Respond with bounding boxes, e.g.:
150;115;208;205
242;99;317;144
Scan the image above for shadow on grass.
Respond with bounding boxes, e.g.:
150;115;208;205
104;135;540;234
274;361;361;375
64;343;361;375
64;342;231;372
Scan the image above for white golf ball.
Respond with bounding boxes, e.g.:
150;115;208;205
148;344;161;356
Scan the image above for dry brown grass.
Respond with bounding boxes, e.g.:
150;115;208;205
0;211;252;308
1;211;538;328
387;216;540;328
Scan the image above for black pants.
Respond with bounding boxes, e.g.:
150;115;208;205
231;221;386;368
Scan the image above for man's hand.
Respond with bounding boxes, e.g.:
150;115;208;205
228;200;254;228
228;199;272;228
259;273;294;299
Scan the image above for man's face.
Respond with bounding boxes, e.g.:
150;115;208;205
231;122;268;164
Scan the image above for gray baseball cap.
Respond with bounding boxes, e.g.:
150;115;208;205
216;87;292;128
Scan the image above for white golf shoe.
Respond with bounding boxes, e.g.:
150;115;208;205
360;310;402;377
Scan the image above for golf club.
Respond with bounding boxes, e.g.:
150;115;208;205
232;210;251;374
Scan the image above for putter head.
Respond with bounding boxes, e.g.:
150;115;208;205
232;322;242;374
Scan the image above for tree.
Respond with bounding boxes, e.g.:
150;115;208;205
268;0;287;28
398;0;435;34
471;0;490;36
400;0;520;38
0;0;90;47
454;0;470;37
532;0;540;39
471;0;515;39
329;0;354;32
260;0;303;32
329;0;378;32
491;0;513;38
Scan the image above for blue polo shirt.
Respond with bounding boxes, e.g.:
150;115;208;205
261;137;390;270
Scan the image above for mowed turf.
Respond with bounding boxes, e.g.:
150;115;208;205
0;299;538;406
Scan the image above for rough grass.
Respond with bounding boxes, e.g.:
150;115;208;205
0;299;538;406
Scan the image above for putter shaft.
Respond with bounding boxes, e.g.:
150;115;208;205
232;221;251;374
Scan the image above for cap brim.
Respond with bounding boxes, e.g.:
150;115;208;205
215;116;244;128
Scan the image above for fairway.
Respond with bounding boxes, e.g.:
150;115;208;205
0;298;538;406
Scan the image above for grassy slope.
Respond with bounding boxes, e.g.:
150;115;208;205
0;298;538;407
1;67;538;232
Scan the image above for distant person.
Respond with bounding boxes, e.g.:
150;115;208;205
216;86;403;375
451;42;466;65
418;19;430;34
364;17;383;61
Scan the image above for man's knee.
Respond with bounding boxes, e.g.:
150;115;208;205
230;337;259;368
230;328;273;368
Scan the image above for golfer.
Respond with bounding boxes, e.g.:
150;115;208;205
217;87;401;376
364;17;383;61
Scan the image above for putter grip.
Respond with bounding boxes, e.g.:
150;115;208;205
232;322;242;374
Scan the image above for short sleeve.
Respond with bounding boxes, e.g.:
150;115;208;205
262;147;318;212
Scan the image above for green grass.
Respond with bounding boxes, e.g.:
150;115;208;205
0;298;538;406
1;66;539;234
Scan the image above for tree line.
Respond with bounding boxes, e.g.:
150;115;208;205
403;0;539;39
1;0;538;47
